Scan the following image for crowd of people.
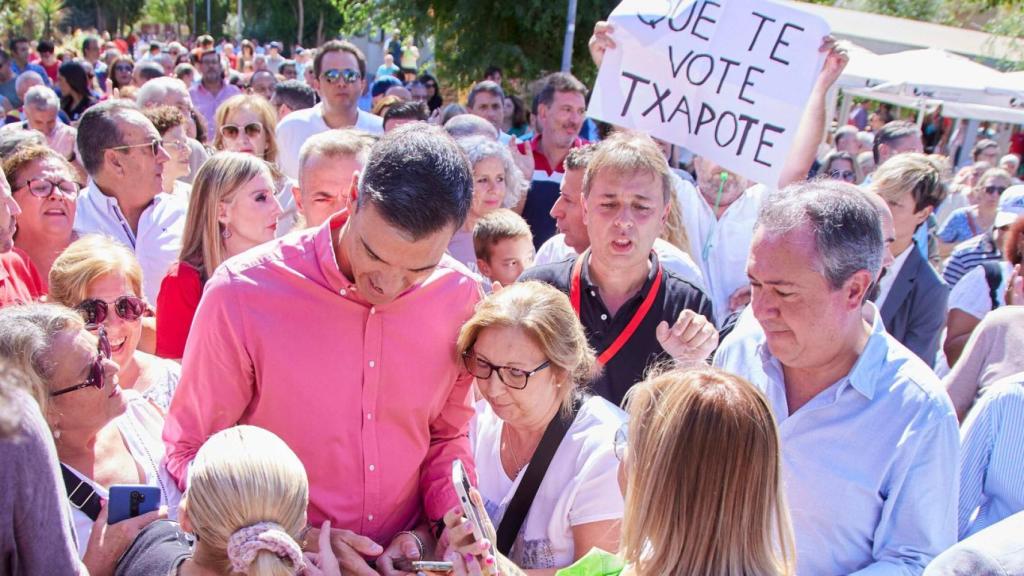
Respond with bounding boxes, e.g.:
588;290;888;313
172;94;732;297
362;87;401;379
1;17;1024;576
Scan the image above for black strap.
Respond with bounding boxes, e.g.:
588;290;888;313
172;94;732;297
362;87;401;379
60;463;102;521
496;395;585;556
981;260;1003;311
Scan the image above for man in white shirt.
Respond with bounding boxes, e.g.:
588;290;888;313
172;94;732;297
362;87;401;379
714;181;959;575
136;77;209;185
534;144;705;290
276;40;383;180
73;101;187;304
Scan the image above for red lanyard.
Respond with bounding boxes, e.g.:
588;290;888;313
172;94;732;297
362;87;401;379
569;250;664;366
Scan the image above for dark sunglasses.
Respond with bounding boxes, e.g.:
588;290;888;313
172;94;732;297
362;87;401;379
985;185;1008;196
114;64;133;72
220;122;264;140
830;170;857;182
321;68;361;84
50;327;110;397
109;139;163;156
75;295;147;326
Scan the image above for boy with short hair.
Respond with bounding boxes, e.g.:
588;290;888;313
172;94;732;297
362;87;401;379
473;209;535;286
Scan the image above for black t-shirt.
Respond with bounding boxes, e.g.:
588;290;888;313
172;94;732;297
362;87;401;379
115;520;193;576
520;252;715;406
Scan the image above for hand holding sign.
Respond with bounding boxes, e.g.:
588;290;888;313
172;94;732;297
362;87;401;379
588;0;830;188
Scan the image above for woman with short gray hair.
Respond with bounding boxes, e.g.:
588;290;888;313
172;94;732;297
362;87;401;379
447;136;528;271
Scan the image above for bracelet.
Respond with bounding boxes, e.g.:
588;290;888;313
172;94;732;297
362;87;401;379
397;530;426;559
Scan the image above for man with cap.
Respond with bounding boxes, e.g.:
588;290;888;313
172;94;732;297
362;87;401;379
266;41;286;74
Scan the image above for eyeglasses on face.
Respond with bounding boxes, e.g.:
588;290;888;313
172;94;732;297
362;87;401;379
321;68;361;84
50;327;111;397
109;139;163;156
462;349;550;390
114;64;133;73
75;295;147;326
220;122;264;140
15;178;80;199
829;170;857;182
985;185;1008;196
162;139;190;153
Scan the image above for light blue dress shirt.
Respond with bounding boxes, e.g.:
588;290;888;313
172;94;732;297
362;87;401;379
958;372;1024;540
714;305;959;575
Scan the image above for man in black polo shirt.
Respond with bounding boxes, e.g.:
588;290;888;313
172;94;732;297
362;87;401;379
520;131;716;405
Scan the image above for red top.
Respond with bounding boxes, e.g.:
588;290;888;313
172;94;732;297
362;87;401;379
0;248;45;308
155;261;203;359
40;60;60;83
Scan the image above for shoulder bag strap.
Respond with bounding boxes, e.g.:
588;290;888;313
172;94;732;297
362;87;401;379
496;395;585;556
60;463;102;521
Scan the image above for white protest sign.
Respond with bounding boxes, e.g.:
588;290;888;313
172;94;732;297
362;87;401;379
588;0;830;187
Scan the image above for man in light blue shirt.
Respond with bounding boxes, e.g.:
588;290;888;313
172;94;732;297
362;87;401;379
715;181;959;575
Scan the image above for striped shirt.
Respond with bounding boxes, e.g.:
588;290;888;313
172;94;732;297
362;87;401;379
943;233;1001;286
959;372;1024;539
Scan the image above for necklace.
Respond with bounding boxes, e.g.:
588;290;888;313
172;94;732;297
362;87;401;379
125;413;169;504
502;426;525;477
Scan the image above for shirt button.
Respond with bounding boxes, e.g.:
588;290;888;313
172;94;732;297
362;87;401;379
370;307;376;315
369;464;375;471
600;314;608;321
368;514;374;521
590;290;596;297
369;360;376;368
339;289;347;296
366;413;373;420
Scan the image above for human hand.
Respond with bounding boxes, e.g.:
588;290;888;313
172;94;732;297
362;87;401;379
1005;264;1023;306
509;138;534;183
440;488;498;575
656;309;718;367
814;36;848;92
302;520;342;576
81;500;167;576
428;107;443;126
588;21;617;68
304;525;382;576
377;531;426;576
0;96;12;114
727;284;752;313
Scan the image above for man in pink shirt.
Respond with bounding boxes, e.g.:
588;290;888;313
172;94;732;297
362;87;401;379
189;49;240;133
163;123;480;575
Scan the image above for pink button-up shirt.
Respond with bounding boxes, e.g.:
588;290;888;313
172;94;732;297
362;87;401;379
163;211;481;544
189;81;241;133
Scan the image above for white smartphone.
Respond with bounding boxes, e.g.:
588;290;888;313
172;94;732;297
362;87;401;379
451;459;488;546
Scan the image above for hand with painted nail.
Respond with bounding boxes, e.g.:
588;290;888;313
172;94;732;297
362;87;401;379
440;488;500;575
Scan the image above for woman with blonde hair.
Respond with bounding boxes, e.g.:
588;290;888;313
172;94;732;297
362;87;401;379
155;153;282;359
213;94;280;165
447;136;528;271
48;235;180;410
449;281;624;574
442;367;795;576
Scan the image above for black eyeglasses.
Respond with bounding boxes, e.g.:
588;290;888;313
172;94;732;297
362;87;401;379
109;139;163;156
613;423;628;461
985;185;1008;196
220;122;264;140
15;178;80;199
321;68;361;84
75;295;147;326
462;350;550;390
830;170;857;183
50;327;110;398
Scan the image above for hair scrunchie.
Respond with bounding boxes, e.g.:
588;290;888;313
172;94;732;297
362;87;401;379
226;521;305;573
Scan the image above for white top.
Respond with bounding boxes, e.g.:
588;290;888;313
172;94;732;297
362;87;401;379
714;304;960;575
876;243;915;308
447;229;479;273
533;233;706;292
275;103;384;180
948;261;1010;319
67;392;182;557
74;181;188;305
472;396;625;570
276;178;299;238
958;373;1024;540
677;180;769;325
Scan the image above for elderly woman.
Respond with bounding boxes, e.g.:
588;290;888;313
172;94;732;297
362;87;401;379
0;304;179;563
819;150;862;184
454;281;624;574
443;367;795;576
448;136;527;271
156;153;282;360
49;235;181;410
3;146;79;287
938;168;1014;254
142;105;193;198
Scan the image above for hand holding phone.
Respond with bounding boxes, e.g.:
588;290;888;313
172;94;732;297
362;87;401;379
450;460;498;576
107;485;161;525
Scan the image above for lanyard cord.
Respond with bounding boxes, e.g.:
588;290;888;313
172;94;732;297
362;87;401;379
701;172;729;263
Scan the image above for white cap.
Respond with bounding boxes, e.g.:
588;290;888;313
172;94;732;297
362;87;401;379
994;185;1024;228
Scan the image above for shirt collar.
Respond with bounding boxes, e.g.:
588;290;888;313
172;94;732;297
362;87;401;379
579;250;661;299
530;134;584;175
314;210;354;294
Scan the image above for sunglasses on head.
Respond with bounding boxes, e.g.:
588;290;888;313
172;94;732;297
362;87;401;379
321;68;361;84
50;327;110;397
75;295;147;326
220;122;264;139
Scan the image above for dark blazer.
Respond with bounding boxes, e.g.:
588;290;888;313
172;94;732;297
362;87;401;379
880;244;949;365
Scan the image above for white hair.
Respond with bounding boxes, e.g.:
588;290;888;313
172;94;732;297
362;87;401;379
135;76;189;108
23;85;60;110
14;71;43;94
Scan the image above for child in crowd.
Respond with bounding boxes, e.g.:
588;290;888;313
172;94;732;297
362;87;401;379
473;209;535;287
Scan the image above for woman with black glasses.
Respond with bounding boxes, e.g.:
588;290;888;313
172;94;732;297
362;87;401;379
48;235;181;411
0;303;180;569
453;281;625;574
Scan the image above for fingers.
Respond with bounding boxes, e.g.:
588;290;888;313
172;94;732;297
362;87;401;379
334;528;384;557
317;521;338;566
674;310;703;342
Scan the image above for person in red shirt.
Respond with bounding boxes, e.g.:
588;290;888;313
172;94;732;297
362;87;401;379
155;153;282;359
36;40;60;84
0;164;44;308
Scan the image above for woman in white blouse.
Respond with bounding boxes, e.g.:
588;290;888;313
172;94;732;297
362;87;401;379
457;281;624;574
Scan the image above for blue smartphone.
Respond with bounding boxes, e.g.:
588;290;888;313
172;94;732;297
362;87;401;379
107;485;160;525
